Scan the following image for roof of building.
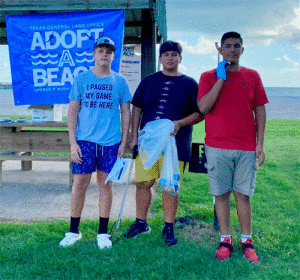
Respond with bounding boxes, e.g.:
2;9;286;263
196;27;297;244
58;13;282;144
0;0;167;45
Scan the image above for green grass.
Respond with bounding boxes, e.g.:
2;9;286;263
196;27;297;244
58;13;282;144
0;115;68;122
0;119;299;279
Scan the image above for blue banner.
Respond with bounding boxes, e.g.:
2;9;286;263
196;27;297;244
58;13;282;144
6;10;125;105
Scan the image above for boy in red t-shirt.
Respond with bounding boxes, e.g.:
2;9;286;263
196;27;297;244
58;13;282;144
197;32;268;263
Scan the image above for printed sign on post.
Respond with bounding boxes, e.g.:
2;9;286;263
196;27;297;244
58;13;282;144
120;44;141;96
6;10;125;105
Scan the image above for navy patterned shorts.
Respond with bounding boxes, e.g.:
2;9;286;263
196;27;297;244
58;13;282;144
72;140;120;174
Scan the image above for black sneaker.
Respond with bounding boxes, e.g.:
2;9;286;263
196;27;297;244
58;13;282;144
162;227;177;246
122;220;151;239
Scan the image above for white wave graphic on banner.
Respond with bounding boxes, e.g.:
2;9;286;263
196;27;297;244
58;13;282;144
75;51;93;64
76;51;93;56
32;60;59;65
31;53;58;59
76;58;94;63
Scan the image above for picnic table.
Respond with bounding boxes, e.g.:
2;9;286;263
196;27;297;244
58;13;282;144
0;121;72;187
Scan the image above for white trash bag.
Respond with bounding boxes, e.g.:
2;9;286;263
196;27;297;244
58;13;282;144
159;135;180;196
138;119;180;196
105;158;130;184
138;119;173;169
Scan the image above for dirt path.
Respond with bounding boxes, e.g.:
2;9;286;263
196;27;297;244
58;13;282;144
0;161;137;222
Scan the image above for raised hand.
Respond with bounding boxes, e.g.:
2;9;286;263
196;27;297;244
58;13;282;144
216;60;230;81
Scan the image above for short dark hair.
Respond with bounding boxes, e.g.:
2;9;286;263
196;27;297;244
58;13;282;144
159;41;182;56
221;32;243;46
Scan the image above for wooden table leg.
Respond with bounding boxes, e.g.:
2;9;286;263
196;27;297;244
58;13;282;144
20;152;33;170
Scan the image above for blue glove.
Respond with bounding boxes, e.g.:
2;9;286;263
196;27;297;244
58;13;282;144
216;60;230;81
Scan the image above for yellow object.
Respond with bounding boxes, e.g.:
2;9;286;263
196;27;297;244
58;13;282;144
135;155;185;183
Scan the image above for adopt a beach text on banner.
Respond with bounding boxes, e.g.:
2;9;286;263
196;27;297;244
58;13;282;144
6;10;125;106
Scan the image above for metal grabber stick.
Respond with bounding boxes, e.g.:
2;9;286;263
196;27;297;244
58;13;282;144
116;145;138;229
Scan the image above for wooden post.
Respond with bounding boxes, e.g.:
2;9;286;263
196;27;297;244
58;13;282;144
20;151;33;170
141;9;156;79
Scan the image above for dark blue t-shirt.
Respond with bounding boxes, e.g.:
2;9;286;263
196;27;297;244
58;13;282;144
132;71;199;162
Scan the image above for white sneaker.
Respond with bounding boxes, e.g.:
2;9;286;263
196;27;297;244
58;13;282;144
59;232;82;247
97;234;112;249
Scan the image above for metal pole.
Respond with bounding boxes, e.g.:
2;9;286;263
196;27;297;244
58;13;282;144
213;196;219;231
216;42;220;64
116;146;138;229
157;37;163;71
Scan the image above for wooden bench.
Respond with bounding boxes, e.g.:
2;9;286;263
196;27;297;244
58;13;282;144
0;153;72;188
0;121;72;187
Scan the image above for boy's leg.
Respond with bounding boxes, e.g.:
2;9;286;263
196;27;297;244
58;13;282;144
96;142;120;219
162;191;178;223
233;150;257;235
161;160;184;223
60;140;97;247
232;151;259;263
136;180;155;220
234;191;260;263
70;140;96;218
97;170;113;218
59;174;91;247
234;191;251;235
71;174;92;217
95;143;121;249
161;161;185;246
205;146;235;260
214;193;235;261
134;155;160;220
162;191;179;246
96;171;113;249
122;180;154;239
122;154;157;239
215;191;231;235
205;146;234;236
214;191;234;261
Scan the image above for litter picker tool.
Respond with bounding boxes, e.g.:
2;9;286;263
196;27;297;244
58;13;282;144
116;145;138;229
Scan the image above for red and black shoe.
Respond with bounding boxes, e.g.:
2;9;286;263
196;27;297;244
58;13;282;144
241;237;260;264
215;236;234;261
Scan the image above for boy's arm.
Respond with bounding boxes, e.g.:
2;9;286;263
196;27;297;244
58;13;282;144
172;112;204;136
255;105;266;166
197;78;224;114
118;101;131;158
128;105;142;150
197;61;229;114
68;100;82;164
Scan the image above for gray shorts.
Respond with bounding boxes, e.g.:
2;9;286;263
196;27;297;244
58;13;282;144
205;145;257;196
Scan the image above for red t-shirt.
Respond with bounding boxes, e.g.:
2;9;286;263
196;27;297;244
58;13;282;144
197;67;268;151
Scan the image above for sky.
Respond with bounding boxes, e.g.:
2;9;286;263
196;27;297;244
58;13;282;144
0;0;299;87
165;0;300;87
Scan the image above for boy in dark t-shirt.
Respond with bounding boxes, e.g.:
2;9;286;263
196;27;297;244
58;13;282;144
122;41;204;246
